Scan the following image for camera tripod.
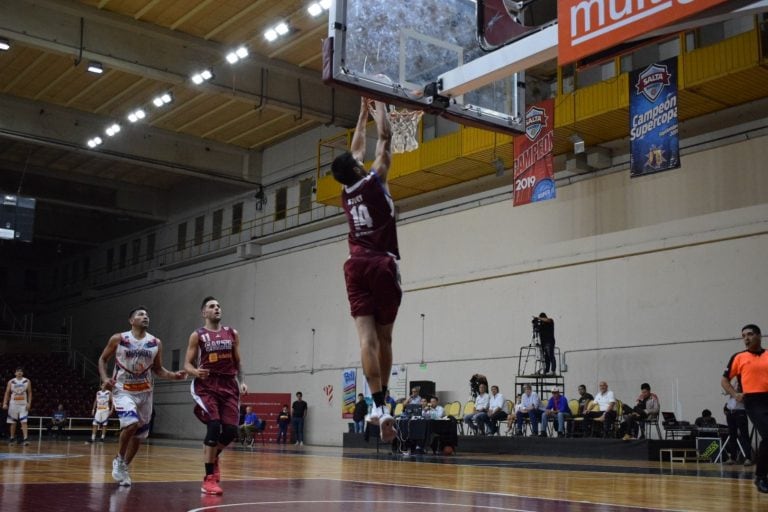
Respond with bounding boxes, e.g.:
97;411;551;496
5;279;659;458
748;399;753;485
519;330;545;376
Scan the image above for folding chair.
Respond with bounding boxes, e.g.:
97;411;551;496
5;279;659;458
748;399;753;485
253;420;267;446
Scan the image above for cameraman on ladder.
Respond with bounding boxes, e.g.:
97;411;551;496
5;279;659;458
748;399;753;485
534;313;556;375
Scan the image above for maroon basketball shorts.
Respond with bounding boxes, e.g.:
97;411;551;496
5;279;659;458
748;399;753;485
343;253;402;324
191;374;240;426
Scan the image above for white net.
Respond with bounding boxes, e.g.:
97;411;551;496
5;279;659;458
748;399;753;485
388;108;423;154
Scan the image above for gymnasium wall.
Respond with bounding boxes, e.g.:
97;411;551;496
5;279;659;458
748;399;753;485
43;132;768;446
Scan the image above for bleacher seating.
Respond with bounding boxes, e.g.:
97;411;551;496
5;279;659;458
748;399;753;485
0;353;98;417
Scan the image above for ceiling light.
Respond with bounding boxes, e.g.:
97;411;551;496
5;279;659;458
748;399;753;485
87;137;103;148
226;46;249;64
275;23;289;36
87;61;104;74
320;0;332;9
105;123;121;137
127;109;146;123
191;69;213;84
0;38;10;51
152;92;173;107
264;29;277;42
307;3;322;16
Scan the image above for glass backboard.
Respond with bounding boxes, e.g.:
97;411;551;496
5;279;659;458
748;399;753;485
324;0;559;134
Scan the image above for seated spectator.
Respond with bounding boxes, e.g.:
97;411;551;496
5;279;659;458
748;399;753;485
486;385;508;435
420;397;429;416
48;404;67;439
694;409;718;429
514;385;541;436
407;387;422;405
238;406;261;444
622;382;660;440
540;386;571;437
586;381;616;437
463;383;490;434
424;396;445;420
352;394;368;433
576;384;594;416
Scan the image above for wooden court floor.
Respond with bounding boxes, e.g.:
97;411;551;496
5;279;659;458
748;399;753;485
0;437;764;511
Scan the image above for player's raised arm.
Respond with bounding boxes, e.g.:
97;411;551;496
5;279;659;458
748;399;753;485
350;96;370;163
370;100;392;182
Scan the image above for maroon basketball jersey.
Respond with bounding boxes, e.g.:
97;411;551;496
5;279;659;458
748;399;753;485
341;170;400;259
196;326;238;376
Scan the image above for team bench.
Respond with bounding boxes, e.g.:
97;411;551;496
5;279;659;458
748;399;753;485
25;416;121;439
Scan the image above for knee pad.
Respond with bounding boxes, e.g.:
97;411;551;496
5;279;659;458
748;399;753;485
219;424;238;446
204;420;222;446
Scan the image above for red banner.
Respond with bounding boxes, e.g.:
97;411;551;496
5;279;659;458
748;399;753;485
558;0;728;65
513;99;555;207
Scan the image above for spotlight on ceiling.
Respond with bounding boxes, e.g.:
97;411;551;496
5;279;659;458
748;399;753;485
0;38;10;51
87;136;103;148
87;61;104;74
264;29;278;42
105;123;121;137
275;22;289;36
191;69;214;84
152;92;173;107
127;109;146;123
226;46;249;64
307;3;323;16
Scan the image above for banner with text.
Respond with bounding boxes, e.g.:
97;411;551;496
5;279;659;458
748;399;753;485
630;58;680;177
513;99;555;206
558;0;728;65
342;368;356;418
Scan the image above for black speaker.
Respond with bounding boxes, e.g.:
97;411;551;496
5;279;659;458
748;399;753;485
0;195;35;242
409;380;436;399
14;196;36;243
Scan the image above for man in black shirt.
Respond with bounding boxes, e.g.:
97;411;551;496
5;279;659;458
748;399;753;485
291;392;308;445
538;313;556;375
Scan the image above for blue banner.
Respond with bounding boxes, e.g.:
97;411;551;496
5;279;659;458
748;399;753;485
629;57;680;177
342;368;356;418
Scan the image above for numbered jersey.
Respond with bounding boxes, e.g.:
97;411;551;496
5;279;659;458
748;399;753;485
95;390;111;410
342;170;400;259
113;331;159;393
197;326;238;376
9;378;29;404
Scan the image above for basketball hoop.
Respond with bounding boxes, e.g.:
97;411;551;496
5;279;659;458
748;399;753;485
388;107;423;154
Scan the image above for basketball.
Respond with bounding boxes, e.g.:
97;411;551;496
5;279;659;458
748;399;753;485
442;445;454;456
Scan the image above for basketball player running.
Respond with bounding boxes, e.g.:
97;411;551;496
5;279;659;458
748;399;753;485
98;306;186;486
3;367;32;445
331;96;400;443
184;296;248;495
88;382;114;443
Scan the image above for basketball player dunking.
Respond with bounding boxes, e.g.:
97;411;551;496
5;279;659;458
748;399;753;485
331;97;401;443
